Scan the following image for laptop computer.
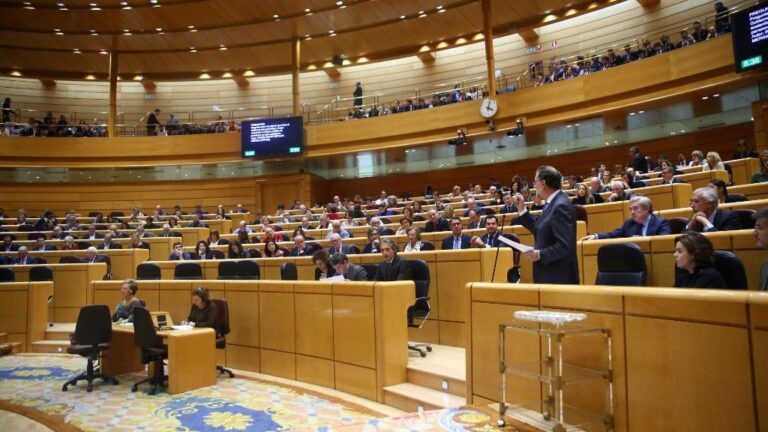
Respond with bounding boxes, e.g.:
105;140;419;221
150;311;175;330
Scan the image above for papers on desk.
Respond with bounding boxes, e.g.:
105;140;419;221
325;275;346;281
171;325;194;331
117;322;133;327
497;235;534;253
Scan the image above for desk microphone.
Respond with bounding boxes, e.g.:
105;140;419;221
490;212;507;282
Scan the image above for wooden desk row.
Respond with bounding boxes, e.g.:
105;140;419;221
91;279;414;402
0;248;150;281
1;227;209;248
466;283;768;432
5;236;174;262
0;281;53;352
675;157;760;186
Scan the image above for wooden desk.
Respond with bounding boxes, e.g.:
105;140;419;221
103;325;216;394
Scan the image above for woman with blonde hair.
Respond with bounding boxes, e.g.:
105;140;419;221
702;151;725;171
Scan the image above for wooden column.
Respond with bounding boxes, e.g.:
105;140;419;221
108;51;119;137
292;38;301;116
481;0;496;97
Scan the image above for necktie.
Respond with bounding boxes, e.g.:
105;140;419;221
454;237;460;250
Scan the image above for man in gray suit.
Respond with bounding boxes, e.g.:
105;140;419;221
755;208;768;291
331;252;368;281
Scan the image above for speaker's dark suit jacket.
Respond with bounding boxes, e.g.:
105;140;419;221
686;210;742;233
513;190;579;284
596;215;671;239
374;255;411;281
441;234;471;250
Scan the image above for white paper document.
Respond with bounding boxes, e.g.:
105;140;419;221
496;235;534;253
171;325;194;331
325;275;346;281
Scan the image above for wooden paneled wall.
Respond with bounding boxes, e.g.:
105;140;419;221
0;0;718;126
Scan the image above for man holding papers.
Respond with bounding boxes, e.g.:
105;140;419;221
512;165;580;284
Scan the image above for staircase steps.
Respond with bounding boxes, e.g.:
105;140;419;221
30;322;75;353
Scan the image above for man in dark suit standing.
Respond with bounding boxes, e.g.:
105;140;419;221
512;166;579;284
290;235;312;257
374;238;411;281
686;187;742;232
581;196;671;240
331;252;368;281
424;209;449;232
441;217;471;250
630;146;648;173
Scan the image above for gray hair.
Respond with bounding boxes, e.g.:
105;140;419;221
329;233;341;242
380;238;399;252
629;195;653;212
694;187;719;206
610;180;625;190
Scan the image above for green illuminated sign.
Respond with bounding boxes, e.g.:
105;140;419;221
741;55;763;69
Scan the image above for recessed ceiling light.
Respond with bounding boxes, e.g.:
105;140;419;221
56;2;64;5
272;14;279;19
155;28;162;31
99;49;108;55
199;73;210;79
304;8;311;12
702;96;709;100
304;34;311;40
73;48;81;54
10;71;22;77
713;93;720;97
336;0;343;4
120;1;128;4
328;30;335;33
400;15;406;19
189;47;196;52
150;0;158;3
219;45;227;50
85;75;96;80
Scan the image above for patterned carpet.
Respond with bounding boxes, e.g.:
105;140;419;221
0;354;531;432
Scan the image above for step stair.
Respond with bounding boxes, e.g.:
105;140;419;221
383;344;467;412
0;333;21;356
45;323;76;341
30;322;76;353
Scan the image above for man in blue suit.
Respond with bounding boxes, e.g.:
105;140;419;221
327;233;356;255
512;166;580;284
581;196;671;240
441;217;471;250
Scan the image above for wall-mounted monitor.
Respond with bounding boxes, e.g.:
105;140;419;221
240;116;304;158
732;4;768;72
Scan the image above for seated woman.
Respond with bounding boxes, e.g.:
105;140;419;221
263;239;285;258
227;240;246;259
312;249;336;280
182;287;218;329
702;151;725;171
236;230;252;245
673;232;726;289
62;235;79;250
112;279;142;323
404;227;427;252
572;183;595;205
208;230;229;246
396;218;413;236
195;240;215;260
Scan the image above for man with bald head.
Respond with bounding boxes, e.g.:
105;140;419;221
424;209;449;232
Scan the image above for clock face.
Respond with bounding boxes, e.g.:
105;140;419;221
480;98;498;118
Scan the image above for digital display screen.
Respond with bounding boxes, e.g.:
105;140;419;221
240;116;304;158
732;4;768;72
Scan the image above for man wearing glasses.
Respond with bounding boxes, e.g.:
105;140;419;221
512;166;579;284
441;217;471;250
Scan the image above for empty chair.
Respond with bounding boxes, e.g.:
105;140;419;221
0;256;11;266
713;251;748;290
59;256;82;264
732;209;756;230
362;264;378;281
405;259;432;357
667;218;688;234
306;242;322;254
247;249;262;258
210;250;225;259
0;267;15;282
236;260;260;280
420;241;435;251
62;304;118;392
280;262;298;280
573;204;588;223
217;261;238;279
595;243;647;286
211;298;235;378
174;262;202;280
29;265;53;281
131;307;168;395
136;263;161;280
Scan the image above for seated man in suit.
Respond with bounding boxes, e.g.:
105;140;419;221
331;252;368;281
424;209;450;232
441;217;471;250
581;196;671;240
32;236;56;251
325;220;351;240
686;187;742;232
159;224;176;237
660;166;685;185
234;203;248;214
13;246;33;265
168;241;192;260
625;167;648;189
1;234;18;252
470;215;512;248
588;177;606;203
142;216;160;229
369;217;394;236
606;180;635;202
231;220;252;235
108;224;127;239
97;233;123;250
81;224;104;240
754;208;768;291
49;226;66;241
362;228;381;254
290;235;312;257
135;225;155;238
129;234;150;250
374;238;411;281
462;198;485;217
188;213;207;228
499;193;517;214
81;246;107;264
327;233;356;255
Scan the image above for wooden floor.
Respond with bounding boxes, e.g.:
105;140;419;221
407;343;465;382
0;409;54;432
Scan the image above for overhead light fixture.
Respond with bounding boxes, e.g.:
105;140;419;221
272;14;279;19
85;74;96;80
199;73;211;79
73;48;81;54
133;75;143;80
304;8;311;12
400;15;406;19
189;47;197;52
219;45;227;50
10;71;22;77
222;72;233;78
99;49;108;55
243;70;255;76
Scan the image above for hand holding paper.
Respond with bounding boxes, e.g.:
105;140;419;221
496;235;533;253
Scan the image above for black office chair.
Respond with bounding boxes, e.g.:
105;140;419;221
573;204;588;223
174;262;202;280
211;298;235;378
280;262;298;280
713;251;748;290
350;245;361;254
306;242;322;254
380;228;395;236
131;307;168;395
732;209;755;230
362;264;378;281
31;257;48;264
0;267;15;282
667;217;688;234
420;241;435;251
136;263;161;280
59;256;82;264
29;265;53;281
236;260;261;280
0;256;11;266
62;305;118;392
217;261;238;279
247;249;262;258
595;243;647;286
210;250;225;259
405;259;432;357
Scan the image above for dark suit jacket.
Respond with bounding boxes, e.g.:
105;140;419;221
424;218;450;232
596;215;671;239
97;243;123;250
686;210;742;233
499;205;517;214
675;267;726;288
167;252;192;260
81;255;108;264
13;256;33;265
632;153;649;173
188;221;207;228
344;263;368;281
1;244;20;252
441;234;472;250
660;178;685;185
467;217;486;230
513;191;579;284
81;233;104;240
33;245;57;251
289;246;312;257
374;255;411;281
362;243;380;254
479;232;515;248
133;241;150;249
328;244;356;255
